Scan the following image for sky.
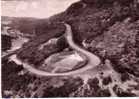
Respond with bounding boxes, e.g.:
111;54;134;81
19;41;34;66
1;0;79;18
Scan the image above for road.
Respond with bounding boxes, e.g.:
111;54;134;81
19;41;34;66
8;23;101;76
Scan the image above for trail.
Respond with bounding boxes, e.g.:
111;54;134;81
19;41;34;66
7;23;101;76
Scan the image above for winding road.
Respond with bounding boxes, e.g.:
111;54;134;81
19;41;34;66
5;23;101;76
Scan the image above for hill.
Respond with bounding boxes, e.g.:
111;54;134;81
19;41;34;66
2;0;139;97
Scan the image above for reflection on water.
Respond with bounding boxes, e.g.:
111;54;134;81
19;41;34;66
10;37;29;51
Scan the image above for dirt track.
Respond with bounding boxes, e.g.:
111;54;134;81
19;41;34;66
10;23;101;76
